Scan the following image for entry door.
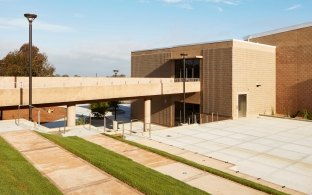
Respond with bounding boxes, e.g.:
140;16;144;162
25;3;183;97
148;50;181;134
238;94;247;118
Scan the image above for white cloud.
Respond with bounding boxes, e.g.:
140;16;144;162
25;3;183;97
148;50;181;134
286;4;302;11
47;40;149;76
0;17;75;33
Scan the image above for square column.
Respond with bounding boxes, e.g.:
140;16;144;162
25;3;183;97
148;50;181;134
67;104;76;127
144;99;151;132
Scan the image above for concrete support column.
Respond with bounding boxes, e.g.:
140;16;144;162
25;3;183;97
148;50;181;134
113;121;118;131
144;99;151;132
67;104;76;127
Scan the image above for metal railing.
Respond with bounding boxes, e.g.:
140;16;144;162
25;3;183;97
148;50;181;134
174;78;200;82
146;123;152;139
17;105;43;130
83;112;124;133
130;119;140;136
117;121;125;137
199;112;220;124
82;112;106;131
0;78;177;89
178;112;200;126
122;119;152;139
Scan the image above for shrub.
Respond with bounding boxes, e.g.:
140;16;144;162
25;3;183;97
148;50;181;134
290;111;300;118
76;116;85;125
271;107;275;115
302;109;312;120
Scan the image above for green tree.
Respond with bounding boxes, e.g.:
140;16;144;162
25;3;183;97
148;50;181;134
90;102;109;117
108;101;120;120
0;44;55;76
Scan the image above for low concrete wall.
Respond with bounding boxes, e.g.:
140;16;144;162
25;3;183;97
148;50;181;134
0;77;177;89
0;77;200;107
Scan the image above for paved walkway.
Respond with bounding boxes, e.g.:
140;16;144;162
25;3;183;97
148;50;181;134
84;134;266;195
0;130;140;195
130;117;310;194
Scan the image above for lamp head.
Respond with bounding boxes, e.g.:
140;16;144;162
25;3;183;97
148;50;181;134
24;13;37;23
180;53;188;57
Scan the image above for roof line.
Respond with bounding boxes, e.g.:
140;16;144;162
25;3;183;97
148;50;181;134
233;39;276;48
132;39;275;53
132;39;233;53
245;21;312;40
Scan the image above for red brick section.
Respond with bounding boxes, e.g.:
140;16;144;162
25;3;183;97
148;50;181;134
3;107;66;123
251;26;312;115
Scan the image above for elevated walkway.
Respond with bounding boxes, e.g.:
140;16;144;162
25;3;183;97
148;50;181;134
0;77;200;107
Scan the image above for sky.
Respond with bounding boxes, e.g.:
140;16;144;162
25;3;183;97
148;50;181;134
0;0;311;77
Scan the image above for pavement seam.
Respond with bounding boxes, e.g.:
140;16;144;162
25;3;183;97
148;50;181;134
86;135;265;195
20;145;58;152
2;131;141;195
182;172;208;182
132;131;305;195
62;178;112;194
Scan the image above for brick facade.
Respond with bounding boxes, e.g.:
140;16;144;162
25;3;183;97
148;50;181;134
250;26;312;115
131;40;276;126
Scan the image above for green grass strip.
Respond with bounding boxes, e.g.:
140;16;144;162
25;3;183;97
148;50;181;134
108;135;289;195
0;137;62;195
39;133;209;195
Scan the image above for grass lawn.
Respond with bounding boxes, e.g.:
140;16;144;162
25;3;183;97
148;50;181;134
0;137;62;195
39;133;208;195
109;135;289;195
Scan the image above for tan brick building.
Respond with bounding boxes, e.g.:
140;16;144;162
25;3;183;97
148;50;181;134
247;23;312;115
131;39;276;127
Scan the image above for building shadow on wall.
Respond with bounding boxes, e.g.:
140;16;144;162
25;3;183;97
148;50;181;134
291;78;312;113
132;60;173;78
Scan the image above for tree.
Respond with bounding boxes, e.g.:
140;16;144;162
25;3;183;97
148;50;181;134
108;101;120;120
90;102;109;117
0;44;55;76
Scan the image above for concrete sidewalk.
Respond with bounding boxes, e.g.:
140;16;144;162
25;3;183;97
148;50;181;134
135;117;310;194
84;134;266;195
129;137;303;195
0;130;140;195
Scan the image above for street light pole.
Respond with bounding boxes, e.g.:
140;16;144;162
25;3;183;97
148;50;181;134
113;69;119;77
24;13;37;121
181;53;188;124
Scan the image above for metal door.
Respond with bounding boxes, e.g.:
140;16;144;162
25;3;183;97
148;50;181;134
238;94;247;117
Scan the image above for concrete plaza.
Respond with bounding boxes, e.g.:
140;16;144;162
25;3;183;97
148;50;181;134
146;117;312;194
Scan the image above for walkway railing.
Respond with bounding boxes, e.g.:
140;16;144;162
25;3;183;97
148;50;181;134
130;119;140;136
84;112;125;133
0;77;183;89
122;119;152;139
198;112;232;124
174;78;200;82
16;105;43;130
